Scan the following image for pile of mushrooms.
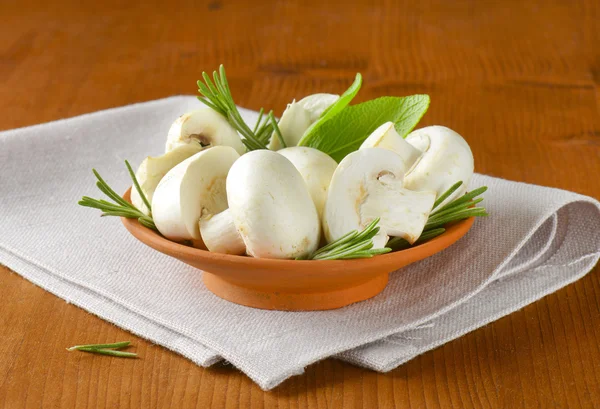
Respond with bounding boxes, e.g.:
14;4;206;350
132;99;474;260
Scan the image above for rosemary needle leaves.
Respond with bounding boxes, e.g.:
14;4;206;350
197;65;273;151
66;341;137;358
78;160;158;231
425;182;488;230
299;218;392;260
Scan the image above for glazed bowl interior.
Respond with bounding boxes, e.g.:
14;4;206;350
121;189;474;310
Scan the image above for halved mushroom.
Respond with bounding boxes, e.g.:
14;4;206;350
165;107;246;155
131;144;203;215
404;126;474;206
268;93;339;150
277;147;337;219
151;146;240;242
359;122;422;170
323;148;436;248
200;150;320;259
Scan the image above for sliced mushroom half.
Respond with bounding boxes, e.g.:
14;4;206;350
151;146;240;242
323;148;436;248
131;144;203;215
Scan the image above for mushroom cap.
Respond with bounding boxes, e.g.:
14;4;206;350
131;144;203;215
405;126;474;205
297;93;340;122
323;148;436;247
268;101;312;150
277;147;337;219
151;146;240;241
226;150;320;259
359;121;422;169
165;107;246;155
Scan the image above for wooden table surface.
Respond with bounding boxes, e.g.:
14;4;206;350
1;0;599;407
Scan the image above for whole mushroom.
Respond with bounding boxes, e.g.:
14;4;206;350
165;107;246;155
404;126;474;206
323;148;436;248
200;150;321;259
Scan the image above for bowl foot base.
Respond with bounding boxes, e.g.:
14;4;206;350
202;272;390;311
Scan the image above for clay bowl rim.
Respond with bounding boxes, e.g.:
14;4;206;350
121;188;475;273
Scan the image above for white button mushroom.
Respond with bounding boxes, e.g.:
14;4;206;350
297;93;340;122
404;126;474;206
165;107;246;155
359;121;422;170
268;93;339;150
277;147;337;219
151;146;240;242
130;144;203;215
200;150;320;259
323;148;436;248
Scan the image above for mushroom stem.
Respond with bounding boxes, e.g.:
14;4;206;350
199;209;246;255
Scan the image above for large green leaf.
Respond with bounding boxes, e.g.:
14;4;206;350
299;95;430;162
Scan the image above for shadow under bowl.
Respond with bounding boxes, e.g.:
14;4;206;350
121;189;474;311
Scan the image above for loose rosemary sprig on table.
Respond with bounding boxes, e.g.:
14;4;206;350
197;65;275;151
67;341;137;358
387;181;488;251
298;218;392;260
78;160;158;231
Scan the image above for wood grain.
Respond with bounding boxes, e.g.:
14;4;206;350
1;0;599;407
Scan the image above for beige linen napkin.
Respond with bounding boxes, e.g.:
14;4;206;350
1;96;598;390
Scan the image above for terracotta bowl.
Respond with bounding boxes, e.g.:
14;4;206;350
121;189;474;311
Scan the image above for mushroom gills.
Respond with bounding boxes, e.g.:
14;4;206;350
360;173;436;244
165;107;246;155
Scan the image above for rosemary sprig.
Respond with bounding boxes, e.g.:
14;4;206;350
67;341;131;351
67;341;137;358
75;348;138;358
299;218;392;260
424;184;488;230
78;161;158;231
197;65;273;151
